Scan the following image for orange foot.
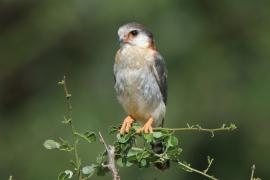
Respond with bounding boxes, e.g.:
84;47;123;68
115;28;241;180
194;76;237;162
120;115;135;134
136;117;154;134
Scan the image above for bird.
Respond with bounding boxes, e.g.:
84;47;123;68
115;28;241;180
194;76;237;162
114;22;168;170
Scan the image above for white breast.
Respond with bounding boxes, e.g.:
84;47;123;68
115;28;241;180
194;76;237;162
114;46;165;127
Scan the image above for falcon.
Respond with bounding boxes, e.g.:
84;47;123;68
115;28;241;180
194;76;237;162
114;22;167;135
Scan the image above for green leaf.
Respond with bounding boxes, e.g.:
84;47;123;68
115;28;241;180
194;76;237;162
127;147;142;157
132;123;141;131
82;165;96;176
136;150;151;161
58;170;73;180
153;132;163;139
64;170;73;178
143;133;154;143
62;116;71;124
126;161;134;167
110;126;120;134
75;131;96;143
116;158;124;167
167;147;182;159
230;123;237;130
167;136;178;147
117;132;135;143
43;139;60;150
59;138;74;151
140;159;147;167
127;147;143;162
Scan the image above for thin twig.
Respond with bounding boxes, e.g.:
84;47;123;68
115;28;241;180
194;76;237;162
250;165;255;180
204;156;214;174
178;161;218;180
250;165;261;180
8;176;13;180
154;123;237;137
58;76;81;178
98;132;120;180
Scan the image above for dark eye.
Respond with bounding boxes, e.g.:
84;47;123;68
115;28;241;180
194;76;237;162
130;30;139;36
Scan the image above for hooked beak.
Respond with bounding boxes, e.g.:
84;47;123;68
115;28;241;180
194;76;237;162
118;35;128;44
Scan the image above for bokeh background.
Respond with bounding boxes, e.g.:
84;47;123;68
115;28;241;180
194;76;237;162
1;0;269;179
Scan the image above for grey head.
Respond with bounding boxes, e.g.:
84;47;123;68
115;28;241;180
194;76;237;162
117;22;155;48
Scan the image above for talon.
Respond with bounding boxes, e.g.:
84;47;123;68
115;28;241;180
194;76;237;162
120;116;135;134
136;117;154;134
125;123;131;133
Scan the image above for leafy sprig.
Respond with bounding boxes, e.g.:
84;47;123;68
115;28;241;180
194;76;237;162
43;76;244;180
44;76;97;180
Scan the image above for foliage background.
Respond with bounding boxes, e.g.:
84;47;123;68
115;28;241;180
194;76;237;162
0;0;269;179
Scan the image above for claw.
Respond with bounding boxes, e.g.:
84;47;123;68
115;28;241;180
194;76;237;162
136;117;154;134
120;116;135;134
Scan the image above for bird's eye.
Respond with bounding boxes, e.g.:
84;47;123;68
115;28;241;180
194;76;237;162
130;30;139;36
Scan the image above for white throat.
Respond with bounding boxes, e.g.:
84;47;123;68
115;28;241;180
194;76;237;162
131;34;151;48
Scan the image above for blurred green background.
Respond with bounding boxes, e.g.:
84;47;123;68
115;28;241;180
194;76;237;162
1;0;269;179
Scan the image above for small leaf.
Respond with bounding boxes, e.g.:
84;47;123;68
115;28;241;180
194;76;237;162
132;123;141;130
43;139;60;150
230;123;237;130
59;138;74;151
57;80;64;85
140;159;147;167
167;147;182;159
58;172;68;180
116;133;127;143
110;126;120;134
64;170;73;178
85;131;97;142
127;147;142;157
167;136;178;147
82;165;96;176
143;133;154;143
126;161;134;167
75;131;96;143
62;116;71;124
117;132;135;143
153;132;163;139
116;158;124;167
127;147;143;162
58;170;73;180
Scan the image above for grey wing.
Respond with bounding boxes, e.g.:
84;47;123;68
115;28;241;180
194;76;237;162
152;53;168;105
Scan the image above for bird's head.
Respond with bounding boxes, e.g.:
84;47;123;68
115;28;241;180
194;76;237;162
117;22;155;49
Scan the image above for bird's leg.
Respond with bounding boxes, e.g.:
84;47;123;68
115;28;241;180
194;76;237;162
136;117;154;134
120;115;135;134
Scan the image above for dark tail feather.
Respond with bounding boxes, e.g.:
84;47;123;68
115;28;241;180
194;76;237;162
151;141;170;170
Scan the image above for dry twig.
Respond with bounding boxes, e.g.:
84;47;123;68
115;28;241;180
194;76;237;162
250;165;261;180
98;132;120;180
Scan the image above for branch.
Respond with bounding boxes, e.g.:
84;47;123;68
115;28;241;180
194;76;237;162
98;132;120;180
154;123;237;137
178;161;218;180
58;76;82;178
